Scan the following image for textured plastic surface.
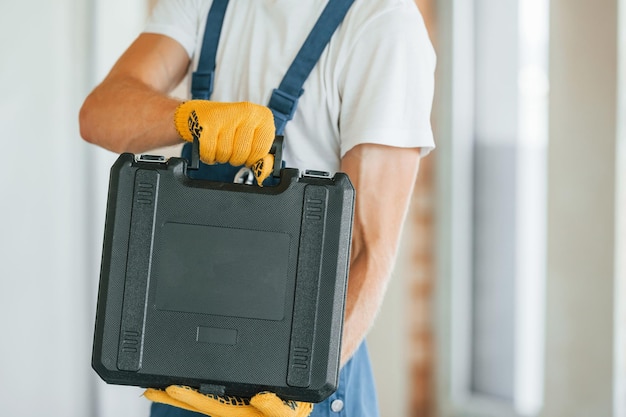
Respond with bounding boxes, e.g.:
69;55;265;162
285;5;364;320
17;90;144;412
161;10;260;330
92;153;354;403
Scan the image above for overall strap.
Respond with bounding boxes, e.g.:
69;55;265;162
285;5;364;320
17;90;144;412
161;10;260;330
192;0;355;133
185;0;240;183
191;0;229;100
269;0;355;134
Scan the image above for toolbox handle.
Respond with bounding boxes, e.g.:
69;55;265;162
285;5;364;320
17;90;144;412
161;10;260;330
189;136;201;171
269;136;284;178
188;135;284;179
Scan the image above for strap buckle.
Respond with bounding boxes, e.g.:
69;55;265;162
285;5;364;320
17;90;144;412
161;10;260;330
191;71;215;100
269;88;302;134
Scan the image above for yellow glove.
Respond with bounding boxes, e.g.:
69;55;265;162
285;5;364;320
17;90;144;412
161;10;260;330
175;100;275;184
144;386;313;417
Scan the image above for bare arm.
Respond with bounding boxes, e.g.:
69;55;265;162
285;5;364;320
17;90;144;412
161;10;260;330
339;143;421;365
79;33;190;153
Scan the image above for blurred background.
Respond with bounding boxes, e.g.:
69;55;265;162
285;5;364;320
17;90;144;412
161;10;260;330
0;0;624;416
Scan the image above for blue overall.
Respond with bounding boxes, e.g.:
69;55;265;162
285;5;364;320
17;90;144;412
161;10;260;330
151;0;380;415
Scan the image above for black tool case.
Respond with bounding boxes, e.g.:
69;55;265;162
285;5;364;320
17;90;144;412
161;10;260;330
92;147;354;403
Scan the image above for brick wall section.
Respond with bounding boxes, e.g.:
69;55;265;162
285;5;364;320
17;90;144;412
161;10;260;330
407;154;436;417
409;1;437;416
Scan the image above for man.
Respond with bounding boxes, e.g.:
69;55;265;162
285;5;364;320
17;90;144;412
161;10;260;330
80;0;435;416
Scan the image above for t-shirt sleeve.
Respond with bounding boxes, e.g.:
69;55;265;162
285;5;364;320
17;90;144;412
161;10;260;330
143;0;202;58
338;2;436;157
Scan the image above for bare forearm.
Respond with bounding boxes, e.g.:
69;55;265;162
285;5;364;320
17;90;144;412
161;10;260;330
340;249;394;365
79;33;190;154
79;75;182;154
339;144;421;366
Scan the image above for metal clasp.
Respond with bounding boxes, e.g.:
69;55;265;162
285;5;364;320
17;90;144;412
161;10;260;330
234;167;254;185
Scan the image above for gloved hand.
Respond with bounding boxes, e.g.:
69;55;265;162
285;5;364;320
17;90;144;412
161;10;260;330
144;386;313;417
175;100;275;184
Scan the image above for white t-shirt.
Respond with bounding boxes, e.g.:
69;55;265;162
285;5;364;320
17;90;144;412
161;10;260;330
145;0;435;173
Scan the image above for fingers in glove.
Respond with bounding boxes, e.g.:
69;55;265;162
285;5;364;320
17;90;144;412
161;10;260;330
165;386;265;417
175;100;275;169
229;103;274;167
214;127;236;165
251;154;275;186
198;129;220;165
250;392;313;417
229;124;254;167
143;388;205;415
244;105;275;167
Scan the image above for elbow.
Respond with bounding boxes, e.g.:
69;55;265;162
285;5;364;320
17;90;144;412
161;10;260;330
79;94;99;146
78;94;128;153
78;111;93;145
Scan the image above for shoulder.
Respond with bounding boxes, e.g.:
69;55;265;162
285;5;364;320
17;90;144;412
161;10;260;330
345;0;426;30
147;0;207;23
144;0;208;57
335;0;433;60
333;0;434;71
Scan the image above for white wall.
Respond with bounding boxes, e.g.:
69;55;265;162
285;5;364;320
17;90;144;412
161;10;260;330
434;0;625;416
543;0;623;415
0;1;94;416
0;1;151;416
